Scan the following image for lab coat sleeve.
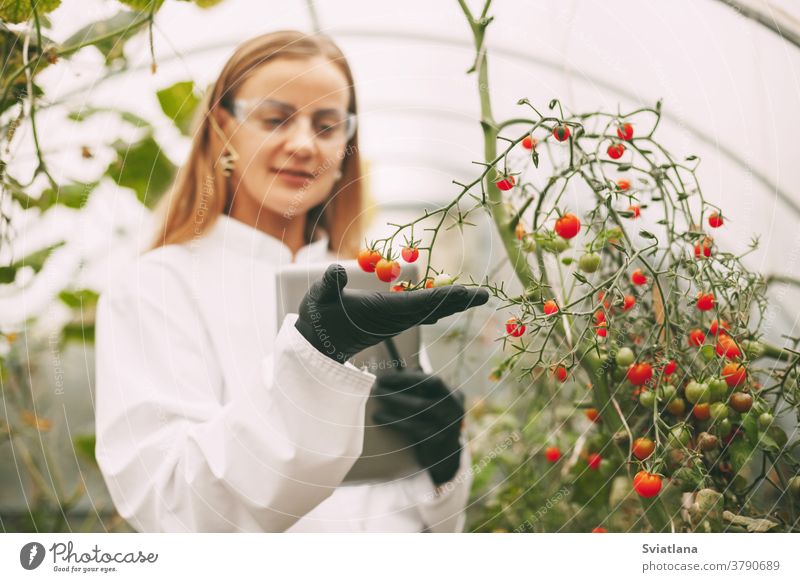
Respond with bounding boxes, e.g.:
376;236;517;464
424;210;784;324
94;261;376;532
403;341;474;532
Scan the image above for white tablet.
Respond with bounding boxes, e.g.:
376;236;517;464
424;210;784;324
275;259;423;483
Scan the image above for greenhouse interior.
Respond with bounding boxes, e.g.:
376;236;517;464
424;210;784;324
2;0;800;549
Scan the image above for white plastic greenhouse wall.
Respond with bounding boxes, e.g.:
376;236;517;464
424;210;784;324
2;0;800;522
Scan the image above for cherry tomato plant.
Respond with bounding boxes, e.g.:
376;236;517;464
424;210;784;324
365;1;800;533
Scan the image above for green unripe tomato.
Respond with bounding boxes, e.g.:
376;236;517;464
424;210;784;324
639;390;656;408
714;418;732;438
658;384;677;402
612;366;627;382
551;238;569;254
615;347;635;367
708;378;729;402
788;476;800;499
578;252;601;273
521;234;537;252
758;412;774;429
767;426;788;449
667;425;692;448
685;380;710;404
709;402;729;421
699;344;716;361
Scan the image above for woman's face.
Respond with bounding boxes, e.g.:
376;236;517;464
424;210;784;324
219;55;352;221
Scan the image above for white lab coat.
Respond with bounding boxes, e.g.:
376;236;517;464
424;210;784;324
94;213;473;533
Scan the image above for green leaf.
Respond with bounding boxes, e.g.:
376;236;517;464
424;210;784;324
156;80;201;136
617;163;632;172
58;289;100;309
62;10;152;65
741;411;758;446
67;106;150;128
117;0;165;11
38;181;98;210
191;0;225;7
73;434;96;463
0;242;65;285
727;438;755;474
639;230;657;240
0;267;16;284
106;134;176;208
61;322;95;344
0;0;61;24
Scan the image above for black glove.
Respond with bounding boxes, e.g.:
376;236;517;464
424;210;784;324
294;264;489;364
371;370;465;486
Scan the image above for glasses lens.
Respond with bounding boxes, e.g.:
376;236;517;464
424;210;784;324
237;100;357;143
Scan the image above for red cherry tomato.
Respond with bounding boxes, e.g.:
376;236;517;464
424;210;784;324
694;237;713;258
543;300;559;316
591;526;608;533
696;292;715;311
633;471;663;498
607;143;626;159
664;360;677;375
401;246;419;263
616;178;631;191
627;362;653;386
623;295;636;311
632;437;655;460
708;212;723;228
693;402;711;420
496;175;516;191
585;408;599;423
627;205;641;218
716;334;742;359
555;213;581;239
688;328;706;346
722;362;746;387
505;317;526;337
631;269;647;286
596;322;608;337
357;248;382;273
554;365;568;383
544;446;561;463
587;453;602;470
553;124;571;141
522;135;537;150
709;319;729;335
616;122;634;141
375;258;401;282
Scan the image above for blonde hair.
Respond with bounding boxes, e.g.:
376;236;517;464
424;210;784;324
150;30;364;258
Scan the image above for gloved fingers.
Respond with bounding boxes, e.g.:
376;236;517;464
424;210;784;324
373;383;462;413
373;390;445;416
375;373;454;400
385;285;490;323
375;369;441;388
309;264;348;304
372;410;462;440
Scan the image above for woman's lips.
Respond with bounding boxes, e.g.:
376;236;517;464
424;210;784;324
270;168;314;187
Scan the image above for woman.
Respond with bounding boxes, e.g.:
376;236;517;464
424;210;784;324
95;30;488;533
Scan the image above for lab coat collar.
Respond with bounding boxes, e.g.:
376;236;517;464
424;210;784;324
204;213;331;264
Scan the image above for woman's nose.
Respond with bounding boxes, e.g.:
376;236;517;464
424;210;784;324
283;116;316;156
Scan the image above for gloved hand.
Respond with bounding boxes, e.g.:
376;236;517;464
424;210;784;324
294;263;489;364
371;370;465;486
